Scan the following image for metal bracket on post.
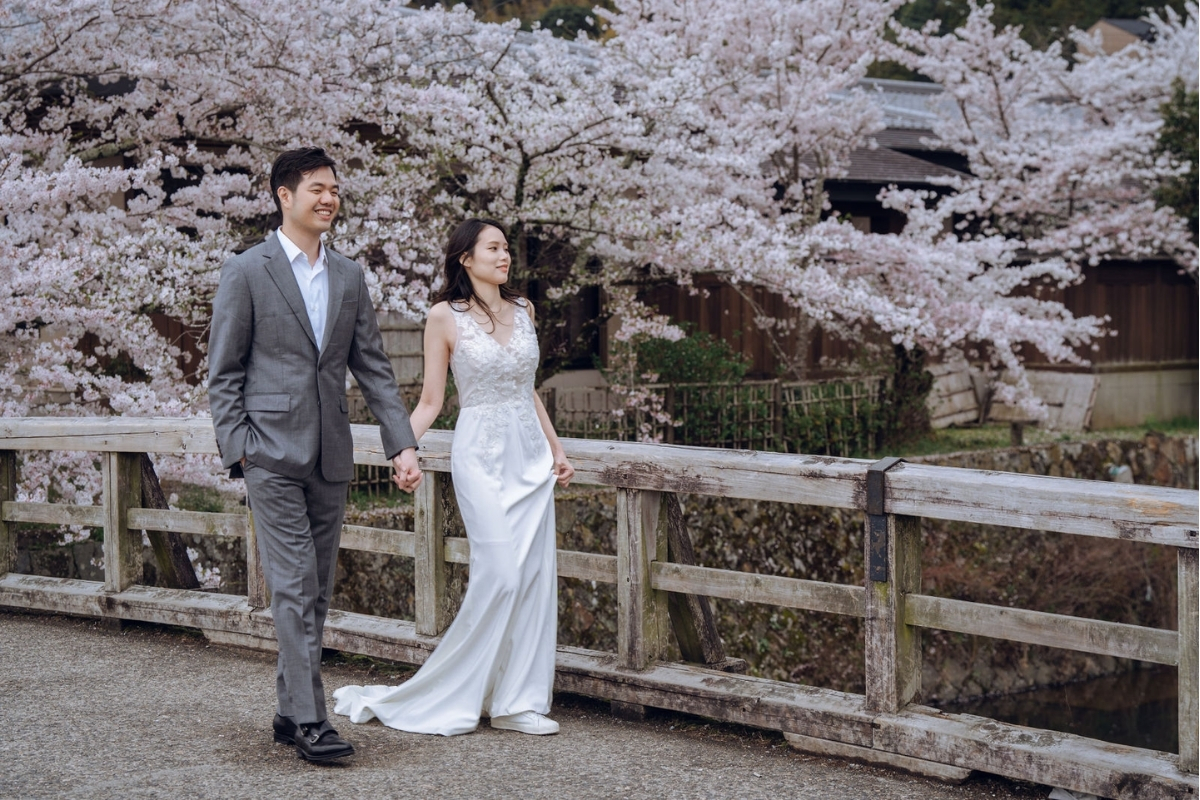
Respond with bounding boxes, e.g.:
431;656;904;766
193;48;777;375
867;457;905;582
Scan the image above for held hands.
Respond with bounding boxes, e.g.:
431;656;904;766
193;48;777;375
391;447;423;493
552;450;574;488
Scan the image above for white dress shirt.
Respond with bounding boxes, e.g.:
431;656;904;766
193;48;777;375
277;229;329;350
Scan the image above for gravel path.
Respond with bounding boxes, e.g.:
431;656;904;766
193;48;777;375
0;611;1050;800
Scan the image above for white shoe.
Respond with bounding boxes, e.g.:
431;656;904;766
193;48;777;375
490;711;560;735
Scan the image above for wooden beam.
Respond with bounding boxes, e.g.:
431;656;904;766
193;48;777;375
0;573;1192;799
617;488;668;670
1179;548;1198;774
339;524;415;557
651;562;865;617
0;417;219;456
905;594;1179;666
864;513;922;714
557;550;618;583
783;732;971;783
102;453;142;593
662;493;727;666
245;510;269;609
1;418;1194;548
127;508;249;538
3;501;104;528
413;471;447;636
0;452;14;574
871;703;1193;800
138;454;199;591
887;462;1198;548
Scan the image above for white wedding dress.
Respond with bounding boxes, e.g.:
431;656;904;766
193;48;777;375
332;299;558;735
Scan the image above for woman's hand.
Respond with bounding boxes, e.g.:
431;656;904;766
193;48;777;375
552;450;574;488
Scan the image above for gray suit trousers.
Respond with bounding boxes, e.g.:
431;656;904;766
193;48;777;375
243;460;347;724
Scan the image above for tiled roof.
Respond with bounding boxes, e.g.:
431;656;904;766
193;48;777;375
1099;18;1155;39
838;145;966;184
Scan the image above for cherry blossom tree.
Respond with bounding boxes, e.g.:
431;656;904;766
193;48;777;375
3;0;1192;490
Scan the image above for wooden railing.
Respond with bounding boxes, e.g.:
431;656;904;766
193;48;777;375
0;417;1195;799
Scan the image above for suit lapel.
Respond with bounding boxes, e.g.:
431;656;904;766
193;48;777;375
319;252;347;359
260;234;318;351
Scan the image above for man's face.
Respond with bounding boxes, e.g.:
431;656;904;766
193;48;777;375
278;166;339;237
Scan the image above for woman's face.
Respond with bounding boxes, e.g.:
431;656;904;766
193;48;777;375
461;226;510;287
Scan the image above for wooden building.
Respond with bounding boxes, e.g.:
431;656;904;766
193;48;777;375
572;78;1198;429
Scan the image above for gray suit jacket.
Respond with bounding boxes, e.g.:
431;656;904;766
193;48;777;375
208;233;417;482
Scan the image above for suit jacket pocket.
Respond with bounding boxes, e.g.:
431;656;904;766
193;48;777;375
244;393;291;412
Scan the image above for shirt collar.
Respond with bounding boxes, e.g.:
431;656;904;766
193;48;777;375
276;228;326;271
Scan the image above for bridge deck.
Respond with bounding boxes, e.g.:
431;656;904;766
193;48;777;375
0;612;1047;800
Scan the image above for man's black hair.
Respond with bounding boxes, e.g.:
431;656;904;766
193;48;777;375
269;147;338;215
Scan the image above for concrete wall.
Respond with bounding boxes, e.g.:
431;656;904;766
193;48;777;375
1089;364;1198;428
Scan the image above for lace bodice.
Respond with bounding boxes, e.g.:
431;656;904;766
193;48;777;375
450;299;545;468
450;299;540;408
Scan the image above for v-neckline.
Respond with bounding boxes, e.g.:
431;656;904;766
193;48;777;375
466;306;518;350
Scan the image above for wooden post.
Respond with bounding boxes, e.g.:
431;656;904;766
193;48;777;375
1179;547;1198;773
865;513;922;713
772;380;783;452
662;493;744;672
245;510;269;609
864;458;921;714
102;452;142;593
0;451;15;574
139;454;199;590
414;471;448;636
616;487;668;671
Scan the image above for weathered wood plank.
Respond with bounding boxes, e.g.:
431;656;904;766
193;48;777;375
1;573;1191;797
1180;548;1198;774
905;594;1179;666
887;462;1198;548
245;511;269;609
413;471;448;636
409;428;867;508
872;705;1194;800
339;525;415;557
103;453;142;593
127;508;249;539
865;514;922;713
783;732;971;782
663;493;727;666
0;417;220;456
557;550;618;583
443;536;469;564
0;452;15;574
617;488;668;670
649;562;866;617
2;501;105;528
423;534;619;582
1;419;1193;548
553;645;876;748
138;455;199;591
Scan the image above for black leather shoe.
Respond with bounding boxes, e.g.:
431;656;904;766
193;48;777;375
294;720;355;762
273;713;300;745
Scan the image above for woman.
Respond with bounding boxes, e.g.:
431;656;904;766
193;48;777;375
333;219;574;736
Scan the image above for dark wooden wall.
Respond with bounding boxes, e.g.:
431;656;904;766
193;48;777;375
643;260;1197;379
1025;261;1198;365
642;276;859;379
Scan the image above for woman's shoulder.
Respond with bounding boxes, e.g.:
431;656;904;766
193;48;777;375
427;301;460;327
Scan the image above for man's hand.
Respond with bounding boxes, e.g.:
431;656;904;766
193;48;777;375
391;447;422;493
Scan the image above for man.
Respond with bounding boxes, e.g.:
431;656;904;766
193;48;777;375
209;147;421;762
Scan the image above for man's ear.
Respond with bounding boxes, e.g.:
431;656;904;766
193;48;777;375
276;185;292;211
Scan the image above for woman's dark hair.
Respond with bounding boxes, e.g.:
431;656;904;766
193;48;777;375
269;147;338;215
434;218;524;330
